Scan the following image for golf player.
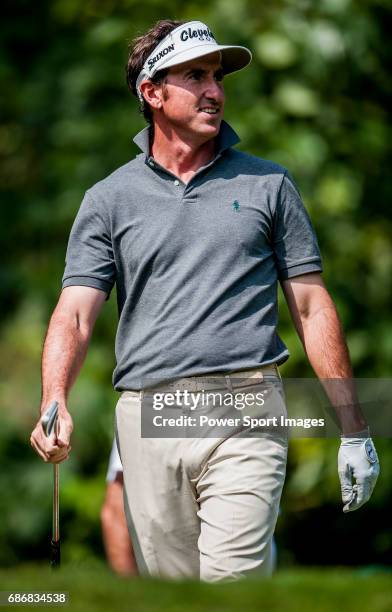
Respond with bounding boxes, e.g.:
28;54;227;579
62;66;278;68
30;19;379;581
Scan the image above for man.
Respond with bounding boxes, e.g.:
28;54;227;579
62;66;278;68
101;438;138;576
30;19;379;581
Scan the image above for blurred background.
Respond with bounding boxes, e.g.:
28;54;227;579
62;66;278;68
1;0;391;575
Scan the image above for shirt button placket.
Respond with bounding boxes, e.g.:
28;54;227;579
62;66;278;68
173;179;185;203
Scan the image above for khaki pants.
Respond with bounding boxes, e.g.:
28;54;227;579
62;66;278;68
115;365;288;582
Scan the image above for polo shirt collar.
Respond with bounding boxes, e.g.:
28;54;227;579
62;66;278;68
132;120;240;157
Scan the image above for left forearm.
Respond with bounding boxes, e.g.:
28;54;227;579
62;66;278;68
282;269;378;511
301;302;352;379
301;303;368;434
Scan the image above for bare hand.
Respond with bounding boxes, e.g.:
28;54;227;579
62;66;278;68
30;403;73;463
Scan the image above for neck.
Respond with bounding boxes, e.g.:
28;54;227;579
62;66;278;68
150;120;219;184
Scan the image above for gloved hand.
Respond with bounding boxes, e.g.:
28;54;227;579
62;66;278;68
338;435;379;512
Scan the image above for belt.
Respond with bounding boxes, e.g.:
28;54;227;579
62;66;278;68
122;364;281;399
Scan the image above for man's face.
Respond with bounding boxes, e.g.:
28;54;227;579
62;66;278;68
156;52;225;140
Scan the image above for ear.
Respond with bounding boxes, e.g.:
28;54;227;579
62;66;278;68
139;80;163;110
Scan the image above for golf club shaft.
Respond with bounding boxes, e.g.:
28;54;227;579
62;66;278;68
50;443;60;567
42;402;61;567
53;464;59;542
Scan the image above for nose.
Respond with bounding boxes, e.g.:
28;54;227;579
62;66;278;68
203;75;224;102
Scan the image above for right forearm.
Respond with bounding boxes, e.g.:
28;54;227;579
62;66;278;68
40;311;92;411
32;287;105;463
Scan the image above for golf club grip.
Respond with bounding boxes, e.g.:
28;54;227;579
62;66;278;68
50;539;61;568
42;401;59;437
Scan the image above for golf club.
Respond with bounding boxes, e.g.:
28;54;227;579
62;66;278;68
41;400;60;568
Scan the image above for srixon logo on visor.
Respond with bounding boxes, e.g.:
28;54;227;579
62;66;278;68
148;43;175;70
180;27;215;42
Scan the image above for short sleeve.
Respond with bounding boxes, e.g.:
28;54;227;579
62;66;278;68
62;191;116;300
272;172;323;280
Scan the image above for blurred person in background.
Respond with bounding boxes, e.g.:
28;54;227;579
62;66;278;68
101;438;138;576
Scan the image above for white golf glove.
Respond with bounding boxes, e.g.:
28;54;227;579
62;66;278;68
338;434;379;513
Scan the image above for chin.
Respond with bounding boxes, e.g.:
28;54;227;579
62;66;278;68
196;117;222;136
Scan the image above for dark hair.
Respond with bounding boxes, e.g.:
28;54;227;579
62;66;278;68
126;19;185;123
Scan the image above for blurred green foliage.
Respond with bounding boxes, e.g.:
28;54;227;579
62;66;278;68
0;0;391;568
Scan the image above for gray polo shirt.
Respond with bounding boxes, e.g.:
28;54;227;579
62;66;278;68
62;120;322;390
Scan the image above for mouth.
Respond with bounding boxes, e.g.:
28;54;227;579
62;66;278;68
198;106;220;116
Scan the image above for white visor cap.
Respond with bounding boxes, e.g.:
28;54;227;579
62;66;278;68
136;21;252;103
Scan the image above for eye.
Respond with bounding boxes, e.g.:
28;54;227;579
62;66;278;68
215;71;224;82
189;71;203;80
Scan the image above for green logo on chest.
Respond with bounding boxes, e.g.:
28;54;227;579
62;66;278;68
232;200;240;212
